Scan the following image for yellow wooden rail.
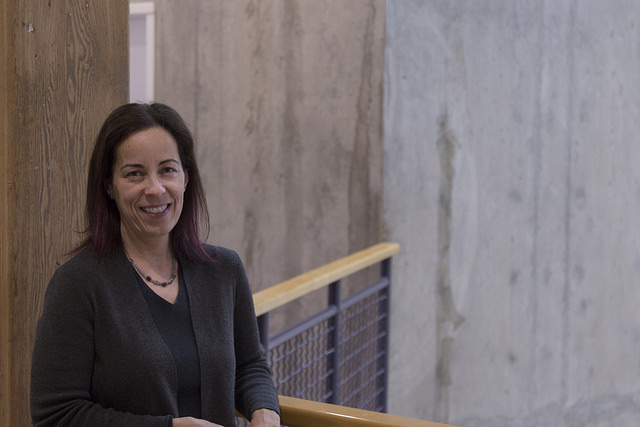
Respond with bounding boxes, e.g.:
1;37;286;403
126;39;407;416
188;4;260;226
253;242;400;316
279;395;457;427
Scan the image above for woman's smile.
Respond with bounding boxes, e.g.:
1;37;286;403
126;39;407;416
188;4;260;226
141;204;170;215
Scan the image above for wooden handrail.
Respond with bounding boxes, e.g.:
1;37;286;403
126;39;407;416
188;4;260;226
252;242;400;316
279;395;457;427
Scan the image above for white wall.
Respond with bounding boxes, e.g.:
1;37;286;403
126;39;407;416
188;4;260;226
129;2;154;102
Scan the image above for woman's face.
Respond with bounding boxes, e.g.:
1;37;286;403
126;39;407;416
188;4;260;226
108;127;189;245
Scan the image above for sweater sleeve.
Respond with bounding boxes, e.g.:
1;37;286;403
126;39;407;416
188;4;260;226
30;263;172;427
229;251;281;419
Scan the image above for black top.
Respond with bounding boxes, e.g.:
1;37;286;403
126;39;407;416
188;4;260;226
136;266;202;418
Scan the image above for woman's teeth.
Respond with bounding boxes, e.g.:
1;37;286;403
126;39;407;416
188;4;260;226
142;205;168;214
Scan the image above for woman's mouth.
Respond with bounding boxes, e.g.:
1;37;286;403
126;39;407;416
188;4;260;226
141;204;169;214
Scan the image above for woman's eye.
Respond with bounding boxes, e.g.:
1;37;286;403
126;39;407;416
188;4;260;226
125;170;142;177
162;167;178;174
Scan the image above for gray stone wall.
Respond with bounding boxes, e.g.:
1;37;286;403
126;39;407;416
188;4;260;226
385;1;640;426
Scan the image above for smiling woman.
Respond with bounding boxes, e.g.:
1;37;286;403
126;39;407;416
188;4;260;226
109;127;189;252
29;103;281;427
78;103;209;262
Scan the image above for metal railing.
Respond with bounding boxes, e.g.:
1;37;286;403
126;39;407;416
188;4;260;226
253;243;400;412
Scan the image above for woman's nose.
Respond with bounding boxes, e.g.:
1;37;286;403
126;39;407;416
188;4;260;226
145;175;166;195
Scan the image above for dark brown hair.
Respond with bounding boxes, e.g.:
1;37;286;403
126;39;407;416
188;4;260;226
76;102;211;262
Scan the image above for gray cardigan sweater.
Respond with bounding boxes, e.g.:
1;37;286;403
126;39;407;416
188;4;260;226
30;245;279;427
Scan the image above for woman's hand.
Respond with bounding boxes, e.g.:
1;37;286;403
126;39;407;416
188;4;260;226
248;408;281;426
173;416;223;426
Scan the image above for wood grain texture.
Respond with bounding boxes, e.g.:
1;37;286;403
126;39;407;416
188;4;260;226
1;1;128;425
0;2;18;425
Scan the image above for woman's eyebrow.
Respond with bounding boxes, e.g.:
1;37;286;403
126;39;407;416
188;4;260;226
119;163;143;171
119;159;179;171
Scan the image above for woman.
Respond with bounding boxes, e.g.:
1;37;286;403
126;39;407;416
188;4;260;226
30;103;281;427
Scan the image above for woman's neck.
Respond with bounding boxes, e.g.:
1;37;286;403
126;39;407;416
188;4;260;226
120;230;173;266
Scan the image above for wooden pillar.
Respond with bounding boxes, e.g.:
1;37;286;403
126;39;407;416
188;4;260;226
0;1;129;425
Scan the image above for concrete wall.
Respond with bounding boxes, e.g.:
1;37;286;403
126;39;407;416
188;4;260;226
385;1;640;426
150;0;385;329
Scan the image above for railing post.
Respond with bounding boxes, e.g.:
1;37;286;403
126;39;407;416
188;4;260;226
327;280;342;405
380;257;392;412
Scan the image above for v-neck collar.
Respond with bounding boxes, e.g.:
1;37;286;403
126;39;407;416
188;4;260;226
134;263;185;307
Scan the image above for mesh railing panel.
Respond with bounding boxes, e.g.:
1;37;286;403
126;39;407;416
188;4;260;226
339;290;388;412
269;320;334;402
265;283;389;412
